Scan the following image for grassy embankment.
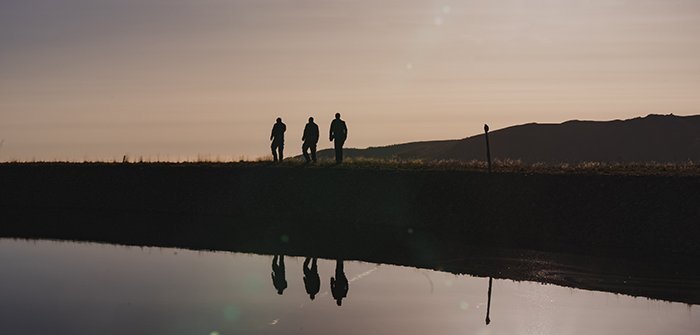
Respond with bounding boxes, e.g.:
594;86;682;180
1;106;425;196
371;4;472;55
2;159;699;254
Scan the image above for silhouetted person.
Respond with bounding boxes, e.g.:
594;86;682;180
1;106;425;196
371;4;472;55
329;113;347;163
271;255;287;295
302;117;320;163
270;117;286;162
485;277;493;325
303;257;320;300
330;259;348;306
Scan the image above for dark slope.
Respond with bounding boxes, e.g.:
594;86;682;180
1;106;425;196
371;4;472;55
316;114;700;163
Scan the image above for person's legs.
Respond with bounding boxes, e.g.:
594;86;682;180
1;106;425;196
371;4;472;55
334;141;341;163
340;141;345;163
335;259;344;277
310;143;317;162
302;142;311;163
278;143;284;161
271;143;279;162
335;139;345;163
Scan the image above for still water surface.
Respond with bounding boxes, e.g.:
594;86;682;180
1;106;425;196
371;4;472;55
0;239;697;334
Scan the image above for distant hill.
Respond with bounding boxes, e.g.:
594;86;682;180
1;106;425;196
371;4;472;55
316;114;700;163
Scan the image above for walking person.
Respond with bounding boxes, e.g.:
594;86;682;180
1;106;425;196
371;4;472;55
270;117;286;162
302;117;319;163
329;113;348;163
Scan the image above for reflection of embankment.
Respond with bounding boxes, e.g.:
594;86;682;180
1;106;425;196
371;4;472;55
1;163;699;304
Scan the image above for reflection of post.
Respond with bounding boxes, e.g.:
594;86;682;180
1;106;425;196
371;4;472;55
485;277;493;325
484;124;492;174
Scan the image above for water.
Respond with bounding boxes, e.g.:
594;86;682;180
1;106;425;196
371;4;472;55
0;239;697;335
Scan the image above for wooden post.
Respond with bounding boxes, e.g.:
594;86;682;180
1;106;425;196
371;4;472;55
485;277;493;325
484;124;492;173
484;124;493;325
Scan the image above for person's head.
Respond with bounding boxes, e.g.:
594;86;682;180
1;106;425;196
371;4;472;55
335;113;341;119
277;289;284;295
336;298;342;306
310;294;316;300
308;117;314;123
276;117;282;123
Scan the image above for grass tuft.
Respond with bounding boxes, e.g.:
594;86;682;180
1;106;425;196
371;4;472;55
1;156;699;175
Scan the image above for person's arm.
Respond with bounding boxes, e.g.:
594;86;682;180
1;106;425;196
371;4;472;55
302;125;306;141
270;126;274;141
343;122;348;139
329;122;334;141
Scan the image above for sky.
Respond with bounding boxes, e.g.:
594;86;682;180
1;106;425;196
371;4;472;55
1;0;700;161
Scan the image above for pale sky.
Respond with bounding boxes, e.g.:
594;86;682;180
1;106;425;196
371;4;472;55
2;0;699;161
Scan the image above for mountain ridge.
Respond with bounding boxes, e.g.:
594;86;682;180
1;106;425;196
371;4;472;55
316;114;700;163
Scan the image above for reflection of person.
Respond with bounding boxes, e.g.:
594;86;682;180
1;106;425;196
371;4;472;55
330;259;348;306
302;117;320;163
329;113;347;163
271;255;287;295
303;257;320;300
270;117;286;162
